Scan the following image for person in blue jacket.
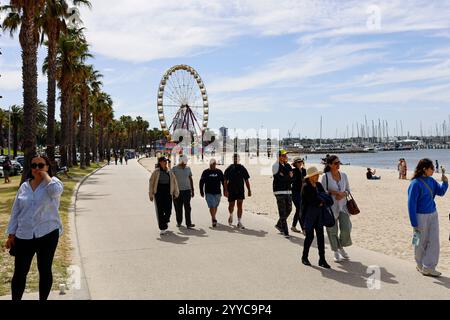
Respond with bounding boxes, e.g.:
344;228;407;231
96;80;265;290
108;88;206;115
408;158;448;277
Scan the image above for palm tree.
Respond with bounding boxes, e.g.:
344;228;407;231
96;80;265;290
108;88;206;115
0;108;7;154
51;27;91;166
41;0;91;166
2;0;46;183
10;105;23;158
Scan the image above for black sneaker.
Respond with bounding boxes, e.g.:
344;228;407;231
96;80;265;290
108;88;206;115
176;224;182;228
319;259;331;269
302;257;312;266
187;224;196;229
212;220;217;228
284;233;290;239
275;225;283;234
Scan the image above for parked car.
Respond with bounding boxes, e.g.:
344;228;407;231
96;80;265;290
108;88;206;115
15;155;25;167
10;160;23;176
0;166;3;178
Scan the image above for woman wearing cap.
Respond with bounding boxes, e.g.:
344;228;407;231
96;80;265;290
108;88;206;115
199;158;225;228
291;157;306;233
149;157;179;235
321;155;352;262
4;155;64;300
301;166;331;269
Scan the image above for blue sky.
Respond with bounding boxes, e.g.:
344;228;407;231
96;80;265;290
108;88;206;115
1;0;450;139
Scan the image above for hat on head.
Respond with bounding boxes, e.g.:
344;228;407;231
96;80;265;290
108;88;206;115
210;158;217;165
158;156;168;163
292;156;303;164
279;149;288;156
304;166;322;179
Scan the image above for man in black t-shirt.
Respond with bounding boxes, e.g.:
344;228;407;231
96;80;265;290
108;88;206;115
200;158;224;228
224;154;251;229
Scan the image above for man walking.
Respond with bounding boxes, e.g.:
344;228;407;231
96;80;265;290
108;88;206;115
224;154;251;229
172;155;195;228
273;150;294;238
200;158;224;228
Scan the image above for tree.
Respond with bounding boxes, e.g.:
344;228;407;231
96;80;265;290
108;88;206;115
2;0;46;183
10;105;23;158
50;27;91;166
41;0;91;167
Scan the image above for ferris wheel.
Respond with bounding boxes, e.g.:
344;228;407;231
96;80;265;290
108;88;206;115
157;65;209;141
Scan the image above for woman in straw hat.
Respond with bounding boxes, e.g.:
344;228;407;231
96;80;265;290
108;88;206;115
301;166;331;269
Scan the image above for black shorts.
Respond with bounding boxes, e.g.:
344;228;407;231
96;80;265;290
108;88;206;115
228;193;245;202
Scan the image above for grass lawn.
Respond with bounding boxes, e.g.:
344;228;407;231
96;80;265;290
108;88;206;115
0;162;105;296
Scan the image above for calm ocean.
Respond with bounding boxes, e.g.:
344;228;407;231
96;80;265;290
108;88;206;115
302;149;450;171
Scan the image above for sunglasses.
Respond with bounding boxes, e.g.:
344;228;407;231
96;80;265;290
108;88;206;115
31;163;46;169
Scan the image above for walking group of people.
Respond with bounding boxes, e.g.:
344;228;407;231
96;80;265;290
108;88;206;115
2;150;448;301
148;153;252;235
272;151;353;268
2;156;13;184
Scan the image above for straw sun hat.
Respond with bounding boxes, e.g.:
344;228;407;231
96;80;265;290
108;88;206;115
304;166;322;179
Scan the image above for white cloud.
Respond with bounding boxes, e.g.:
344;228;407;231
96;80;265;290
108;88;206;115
80;0;450;63
208;41;386;93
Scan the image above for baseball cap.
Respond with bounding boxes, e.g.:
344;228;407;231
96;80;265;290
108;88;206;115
279;149;288;156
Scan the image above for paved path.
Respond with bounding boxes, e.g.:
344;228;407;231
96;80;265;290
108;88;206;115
72;158;450;299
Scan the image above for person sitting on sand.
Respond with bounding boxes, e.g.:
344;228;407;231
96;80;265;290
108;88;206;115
408;158;448;277
366;168;381;180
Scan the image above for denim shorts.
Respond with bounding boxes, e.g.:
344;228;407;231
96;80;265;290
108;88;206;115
205;193;221;208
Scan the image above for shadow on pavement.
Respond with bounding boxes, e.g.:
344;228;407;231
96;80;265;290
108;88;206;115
432;276;450;289
177;227;209;238
210;223;268;238
157;231;189;245
77;193;111;200
310;260;398;288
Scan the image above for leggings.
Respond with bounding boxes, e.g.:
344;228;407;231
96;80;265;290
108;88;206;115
11;229;59;301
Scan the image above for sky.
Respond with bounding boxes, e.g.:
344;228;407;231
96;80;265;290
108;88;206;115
1;0;450;139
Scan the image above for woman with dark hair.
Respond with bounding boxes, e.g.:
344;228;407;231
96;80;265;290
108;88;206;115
408;158;448;277
301;166;331;269
4;155;64;300
291;157;306;233
321;155;353;262
149;157;179;235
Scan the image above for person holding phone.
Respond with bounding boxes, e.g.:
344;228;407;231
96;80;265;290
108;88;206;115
408;158;448;277
4;155;64;300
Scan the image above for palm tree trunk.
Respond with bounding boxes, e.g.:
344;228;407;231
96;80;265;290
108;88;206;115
86;112;91;167
91;116;96;163
60;88;70;167
71;110;78;166
13;125;18;158
19;5;39;184
67;102;74;167
46;27;57;169
79;93;87;169
98;122;104;161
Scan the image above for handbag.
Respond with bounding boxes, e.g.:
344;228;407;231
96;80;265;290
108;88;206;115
318;191;335;228
322;206;336;228
346;192;360;215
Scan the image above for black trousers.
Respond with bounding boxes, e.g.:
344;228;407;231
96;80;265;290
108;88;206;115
174;190;192;226
155;189;172;231
302;223;325;261
291;191;302;228
275;194;292;235
12;229;59;301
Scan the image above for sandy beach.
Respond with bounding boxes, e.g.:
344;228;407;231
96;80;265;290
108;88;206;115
141;153;450;273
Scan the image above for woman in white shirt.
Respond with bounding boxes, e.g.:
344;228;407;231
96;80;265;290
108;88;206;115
5;155;64;300
321;155;353;262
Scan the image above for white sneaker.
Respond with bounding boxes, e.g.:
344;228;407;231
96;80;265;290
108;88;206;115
339;248;350;260
160;230;167;235
422;268;442;277
333;251;343;262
